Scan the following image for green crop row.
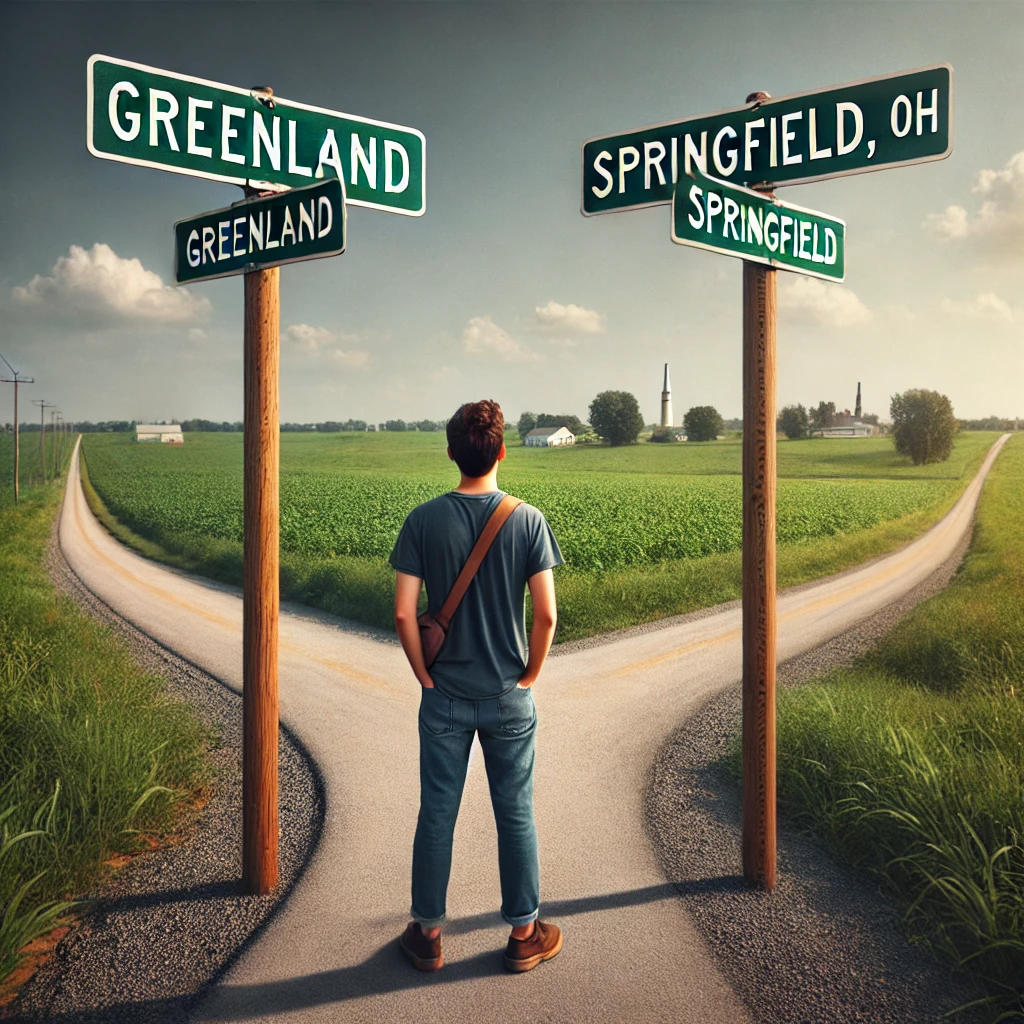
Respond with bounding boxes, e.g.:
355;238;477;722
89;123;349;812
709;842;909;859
81;439;957;573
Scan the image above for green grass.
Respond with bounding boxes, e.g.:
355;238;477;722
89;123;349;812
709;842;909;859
79;430;999;641
732;434;1022;1021
0;473;212;985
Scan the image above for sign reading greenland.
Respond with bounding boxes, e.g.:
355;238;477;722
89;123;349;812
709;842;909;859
87;54;425;216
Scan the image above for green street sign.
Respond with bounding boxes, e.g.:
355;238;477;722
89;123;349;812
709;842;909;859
582;63;952;215
88;54;425;217
672;171;845;281
174;178;346;284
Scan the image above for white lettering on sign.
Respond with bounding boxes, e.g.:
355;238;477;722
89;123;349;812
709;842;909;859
891;95;912;138
781;112;802;166
289;121;313;176
253;112;281;170
298;201;315;243
591;151;614;199
187;229;201;267
835;102;863;156
744;119;764;172
188;97;213;157
221;106;246;164
644;141;667;189
618;146;640;194
352;135;376;188
384;140;409;193
318;196;333;235
316;129;343;180
808;108;831;160
109;82;141;141
712;126;737;176
149;89;180;150
917;89;938;135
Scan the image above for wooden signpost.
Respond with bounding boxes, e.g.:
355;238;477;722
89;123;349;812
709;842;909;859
582;68;953;889
88;56;424;895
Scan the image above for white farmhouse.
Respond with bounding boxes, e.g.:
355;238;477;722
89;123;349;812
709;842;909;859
136;424;184;444
525;426;576;448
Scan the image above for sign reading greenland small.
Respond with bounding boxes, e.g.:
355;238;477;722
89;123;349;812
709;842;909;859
88;54;425;216
174;178;346;284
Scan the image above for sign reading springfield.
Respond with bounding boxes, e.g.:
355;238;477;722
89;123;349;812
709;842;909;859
175;178;346;284
672;171;845;281
582;64;952;215
88;54;425;216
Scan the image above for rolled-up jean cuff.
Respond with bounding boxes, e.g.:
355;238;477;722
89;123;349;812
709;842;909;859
410;908;446;929
501;908;539;927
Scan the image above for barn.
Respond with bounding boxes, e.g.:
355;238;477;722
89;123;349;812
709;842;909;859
136;424;184;444
525;426;576;447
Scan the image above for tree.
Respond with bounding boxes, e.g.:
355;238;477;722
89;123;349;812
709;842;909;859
588;391;644;446
536;412;585;435
683;405;724;443
890;389;958;465
777;404;809;440
809;401;836;432
384;419;407;432
517;411;537;442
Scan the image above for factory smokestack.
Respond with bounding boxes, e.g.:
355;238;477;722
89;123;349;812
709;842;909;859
855;381;862;420
661;363;673;428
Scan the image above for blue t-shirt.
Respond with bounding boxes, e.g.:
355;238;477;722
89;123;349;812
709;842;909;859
389;490;564;700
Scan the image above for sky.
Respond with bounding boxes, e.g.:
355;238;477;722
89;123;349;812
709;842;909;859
1;1;1022;426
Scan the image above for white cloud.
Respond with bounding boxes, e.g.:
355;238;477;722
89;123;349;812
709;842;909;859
924;152;1024;256
462;315;540;362
777;276;872;328
939;292;1013;323
533;300;606;335
188;327;207;342
283;323;370;368
12;243;209;326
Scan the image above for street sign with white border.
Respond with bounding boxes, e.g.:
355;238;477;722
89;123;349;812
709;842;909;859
672;170;845;281
174;177;346;284
88;54;425;216
582;63;952;216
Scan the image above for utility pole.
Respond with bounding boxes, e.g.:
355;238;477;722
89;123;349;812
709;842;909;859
0;352;33;503
51;411;61;479
33;400;55;486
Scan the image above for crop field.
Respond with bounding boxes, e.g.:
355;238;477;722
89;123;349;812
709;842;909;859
81;430;998;639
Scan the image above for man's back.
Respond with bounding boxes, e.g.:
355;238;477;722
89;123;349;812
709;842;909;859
389;489;563;701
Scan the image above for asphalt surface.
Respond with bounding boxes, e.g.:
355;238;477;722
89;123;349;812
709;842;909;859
52;434;1007;1024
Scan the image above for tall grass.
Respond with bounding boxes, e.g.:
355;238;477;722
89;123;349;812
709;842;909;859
736;435;1023;1020
0;478;212;986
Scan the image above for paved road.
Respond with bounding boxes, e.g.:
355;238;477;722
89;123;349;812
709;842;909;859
59;435;1007;1024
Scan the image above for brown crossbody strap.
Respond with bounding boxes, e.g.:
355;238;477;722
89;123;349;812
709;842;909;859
435;494;523;629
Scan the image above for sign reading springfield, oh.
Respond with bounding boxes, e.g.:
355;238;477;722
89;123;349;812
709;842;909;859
672;170;845;281
582;63;951;215
174;178;346;284
88;54;425;216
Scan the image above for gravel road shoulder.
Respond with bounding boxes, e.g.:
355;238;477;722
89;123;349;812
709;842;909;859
3;518;325;1024
645;526;990;1024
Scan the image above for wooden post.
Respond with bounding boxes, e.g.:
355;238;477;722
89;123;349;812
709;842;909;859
741;259;777;889
242;265;281;895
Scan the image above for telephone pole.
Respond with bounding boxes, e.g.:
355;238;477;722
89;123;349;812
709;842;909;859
33;400;55;485
0;352;34;503
51;410;61;480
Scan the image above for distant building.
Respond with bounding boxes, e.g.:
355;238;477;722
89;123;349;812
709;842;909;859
661;363;673;428
811;382;875;438
136;424;184;444
525;426;576;447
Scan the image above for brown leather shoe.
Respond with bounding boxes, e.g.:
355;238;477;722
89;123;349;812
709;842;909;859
504;919;562;973
399;922;444;971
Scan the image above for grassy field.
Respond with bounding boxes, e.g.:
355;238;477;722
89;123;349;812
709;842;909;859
737;434;1022;1021
0;472;211;987
80;430;999;640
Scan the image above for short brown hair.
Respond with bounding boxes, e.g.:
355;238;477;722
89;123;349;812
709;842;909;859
447;400;505;477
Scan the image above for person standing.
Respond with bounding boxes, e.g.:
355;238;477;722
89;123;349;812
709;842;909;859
390;399;564;973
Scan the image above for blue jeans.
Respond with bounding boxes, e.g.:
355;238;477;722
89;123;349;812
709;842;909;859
411;683;539;929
